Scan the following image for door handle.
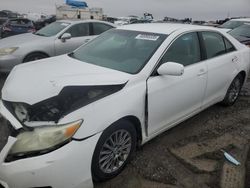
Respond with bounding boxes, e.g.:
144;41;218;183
197;69;206;76
232;56;238;63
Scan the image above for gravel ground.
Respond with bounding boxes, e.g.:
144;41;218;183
0;73;250;188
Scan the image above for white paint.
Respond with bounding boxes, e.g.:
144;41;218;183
0;23;249;188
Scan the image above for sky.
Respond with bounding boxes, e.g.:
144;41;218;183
1;0;250;21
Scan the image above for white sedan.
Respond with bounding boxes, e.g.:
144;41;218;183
0;23;249;188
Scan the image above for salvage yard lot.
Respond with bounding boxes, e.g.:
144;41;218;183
1;73;250;188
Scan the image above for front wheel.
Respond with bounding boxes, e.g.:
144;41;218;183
92;120;137;182
23;53;49;63
221;74;243;106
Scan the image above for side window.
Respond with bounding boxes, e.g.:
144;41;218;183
202;32;226;58
160;32;201;66
224;38;236;52
65;23;89;38
92;23;113;35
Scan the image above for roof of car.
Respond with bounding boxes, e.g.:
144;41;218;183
230;18;250;22
117;23;219;35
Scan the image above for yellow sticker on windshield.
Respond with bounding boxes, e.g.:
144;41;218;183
135;34;159;41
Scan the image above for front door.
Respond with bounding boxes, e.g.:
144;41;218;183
147;32;207;135
54;23;95;55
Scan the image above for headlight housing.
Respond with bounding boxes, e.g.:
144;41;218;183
0;47;18;56
6;120;82;161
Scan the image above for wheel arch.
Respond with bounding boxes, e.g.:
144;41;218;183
91;115;140;181
114;116;143;146
23;51;50;62
238;70;246;83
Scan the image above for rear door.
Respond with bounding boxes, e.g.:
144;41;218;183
147;32;207;135
54;22;94;55
199;31;239;107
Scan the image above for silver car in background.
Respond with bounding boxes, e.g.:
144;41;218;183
0;20;115;72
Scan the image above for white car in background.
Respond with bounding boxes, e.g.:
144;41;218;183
218;18;250;31
0;19;115;72
114;16;138;26
0;23;249;188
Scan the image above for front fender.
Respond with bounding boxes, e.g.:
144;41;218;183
58;82;147;140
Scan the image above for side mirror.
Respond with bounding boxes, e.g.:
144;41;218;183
157;62;184;76
61;33;71;42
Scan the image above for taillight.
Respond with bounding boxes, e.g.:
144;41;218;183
3;25;11;32
28;27;36;33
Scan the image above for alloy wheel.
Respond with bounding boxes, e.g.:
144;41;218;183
228;77;241;103
99;129;132;174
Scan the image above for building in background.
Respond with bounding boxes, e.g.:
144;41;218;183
56;1;103;20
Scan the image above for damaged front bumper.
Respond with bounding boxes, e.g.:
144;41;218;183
0;100;100;188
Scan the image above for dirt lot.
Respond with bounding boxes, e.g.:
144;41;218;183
0;74;250;188
96;74;250;188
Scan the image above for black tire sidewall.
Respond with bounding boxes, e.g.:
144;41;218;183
91;120;137;182
23;53;48;63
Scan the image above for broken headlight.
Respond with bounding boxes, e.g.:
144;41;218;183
13;103;29;122
4;84;125;123
6;120;82;161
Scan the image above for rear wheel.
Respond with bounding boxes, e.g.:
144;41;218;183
92;120;137;182
221;74;243;106
23;53;49;63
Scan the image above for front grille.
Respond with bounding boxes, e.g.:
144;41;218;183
0;116;14;152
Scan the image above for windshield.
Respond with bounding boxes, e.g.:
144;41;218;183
35;21;70;37
229;24;250;38
219;20;246;29
71;29;167;74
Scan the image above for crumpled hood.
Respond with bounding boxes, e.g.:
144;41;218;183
2;55;131;105
0;33;48;48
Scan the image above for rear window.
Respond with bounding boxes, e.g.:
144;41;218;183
9;19;32;26
201;32;226;58
224;38;236;52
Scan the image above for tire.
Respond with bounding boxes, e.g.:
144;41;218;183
23;53;49;63
221;74;243;106
92;120;137;182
